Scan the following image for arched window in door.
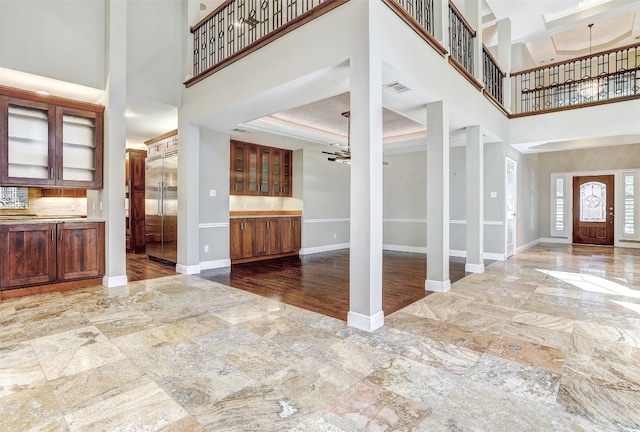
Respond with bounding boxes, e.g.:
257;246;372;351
580;181;607;222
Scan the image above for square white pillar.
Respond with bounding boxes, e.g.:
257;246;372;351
465;125;484;273
426;101;451;292
347;0;384;333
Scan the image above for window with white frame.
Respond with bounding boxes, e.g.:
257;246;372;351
551;174;567;237
622;172;638;239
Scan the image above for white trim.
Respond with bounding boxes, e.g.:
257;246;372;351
465;263;485;273
426;279;451;292
384;218;427;223
516;238;540;253
449;249;505;260
485;252;507;261
102;274;128;288
199;259;231;270
383;244;427;253
176;263;201;275
299;243;349;255
199;222;229;228
347;310;384;332
304;218;350;224
539;237;571;244
484;220;504;226
450;220;466;224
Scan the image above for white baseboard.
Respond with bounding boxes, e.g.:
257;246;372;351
176;263;201;275
426;279;451;292
383;244;427;253
347;310;384;332
199;259;231;270
102;274;128;288
540;237;571;244
465;263;485;273
299;243;350;255
450;250;506;261
516;238;541;253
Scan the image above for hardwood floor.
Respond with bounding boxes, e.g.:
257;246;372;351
126;252;176;282
199;249;480;321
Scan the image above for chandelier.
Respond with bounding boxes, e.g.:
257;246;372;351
577;23;601;99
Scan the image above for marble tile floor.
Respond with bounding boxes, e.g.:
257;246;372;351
1;244;639;431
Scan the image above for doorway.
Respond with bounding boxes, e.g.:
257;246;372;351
572;175;614;245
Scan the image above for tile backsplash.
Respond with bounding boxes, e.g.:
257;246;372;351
0;188;87;216
0;187;29;209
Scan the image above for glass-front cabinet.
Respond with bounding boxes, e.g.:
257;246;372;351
0;87;104;189
230;140;292;197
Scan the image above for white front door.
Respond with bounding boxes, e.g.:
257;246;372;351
506;158;517;258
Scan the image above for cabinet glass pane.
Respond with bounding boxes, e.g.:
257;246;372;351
273;151;280;193
261;151;269;193
7;105;49;179
282;152;290;193
62;114;96;182
248;147;258;193
235;146;244;191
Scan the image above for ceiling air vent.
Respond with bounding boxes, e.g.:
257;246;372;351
384;81;412;94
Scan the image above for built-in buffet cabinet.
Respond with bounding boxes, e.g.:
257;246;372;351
230;141;292;196
230;214;301;263
0;86;104;189
0;220;105;298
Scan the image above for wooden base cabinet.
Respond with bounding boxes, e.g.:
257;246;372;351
0;222;105;296
230;218;255;260
230;216;301;264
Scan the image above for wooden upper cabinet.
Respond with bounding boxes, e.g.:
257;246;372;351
0;86;104;189
230;140;292;197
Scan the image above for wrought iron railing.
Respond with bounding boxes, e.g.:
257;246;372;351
512;43;640;114
483;45;504;105
391;0;434;35
188;0;344;86
448;2;474;77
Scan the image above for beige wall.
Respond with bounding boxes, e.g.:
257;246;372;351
537;143;640;238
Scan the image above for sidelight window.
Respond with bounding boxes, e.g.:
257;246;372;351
623;173;638;238
551;174;567;236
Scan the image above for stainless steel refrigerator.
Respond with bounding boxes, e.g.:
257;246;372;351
145;134;178;264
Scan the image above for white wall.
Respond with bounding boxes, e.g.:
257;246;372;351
127;0;182;107
0;0;106;89
301;148;350;252
198;128;230;267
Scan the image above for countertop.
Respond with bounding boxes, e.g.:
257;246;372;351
229;210;303;219
0;216;105;225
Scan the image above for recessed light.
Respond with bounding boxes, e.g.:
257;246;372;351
125;111;136;118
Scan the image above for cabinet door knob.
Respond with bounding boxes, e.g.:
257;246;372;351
51;230;54;241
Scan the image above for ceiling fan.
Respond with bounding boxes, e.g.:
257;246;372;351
323;111;352;164
323;111;388;165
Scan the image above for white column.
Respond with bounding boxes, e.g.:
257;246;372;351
97;0;127;288
498;18;512;111
347;0;384;333
426;101;450;292
465;125;484;273
176;121;201;275
465;0;483;83
433;0;449;51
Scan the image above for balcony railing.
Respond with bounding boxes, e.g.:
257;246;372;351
448;2;475;78
186;0;347;87
512;43;640;115
483;45;504;105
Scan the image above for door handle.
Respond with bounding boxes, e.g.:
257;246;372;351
59;229;63;241
157;181;162;216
